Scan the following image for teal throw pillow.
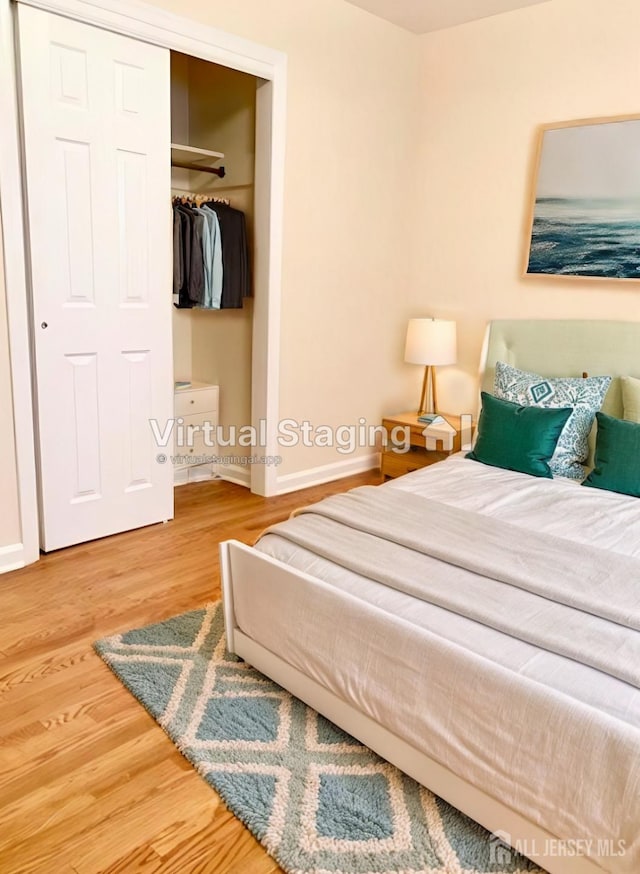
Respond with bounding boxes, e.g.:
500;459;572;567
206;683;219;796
494;361;611;480
467;392;572;478
583;412;640;498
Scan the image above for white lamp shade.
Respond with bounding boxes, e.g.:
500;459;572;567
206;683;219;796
404;318;457;366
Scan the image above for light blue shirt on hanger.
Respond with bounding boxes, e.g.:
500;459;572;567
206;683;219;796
200;205;224;309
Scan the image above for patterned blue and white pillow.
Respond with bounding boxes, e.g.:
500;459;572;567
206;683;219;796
494;361;611;480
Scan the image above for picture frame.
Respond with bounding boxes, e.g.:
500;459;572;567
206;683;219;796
524;114;640;281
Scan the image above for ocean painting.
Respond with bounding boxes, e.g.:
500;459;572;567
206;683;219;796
526;118;640;280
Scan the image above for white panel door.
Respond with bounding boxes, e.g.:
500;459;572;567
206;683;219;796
17;5;174;551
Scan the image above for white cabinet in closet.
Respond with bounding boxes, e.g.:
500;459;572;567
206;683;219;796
174;382;219;485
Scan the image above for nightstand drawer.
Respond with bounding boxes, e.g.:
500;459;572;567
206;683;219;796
381;447;447;478
175;386;218;417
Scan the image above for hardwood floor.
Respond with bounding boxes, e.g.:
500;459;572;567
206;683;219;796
0;470;381;874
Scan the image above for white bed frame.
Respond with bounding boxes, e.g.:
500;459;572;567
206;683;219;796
220;319;640;874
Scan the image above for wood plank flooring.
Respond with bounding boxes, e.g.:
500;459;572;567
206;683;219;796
0;470;381;874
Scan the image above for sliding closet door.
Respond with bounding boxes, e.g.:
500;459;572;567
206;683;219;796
17;4;173;550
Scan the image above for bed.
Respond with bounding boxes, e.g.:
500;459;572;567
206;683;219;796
220;320;640;874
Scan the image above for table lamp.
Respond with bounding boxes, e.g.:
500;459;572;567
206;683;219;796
404;318;457;415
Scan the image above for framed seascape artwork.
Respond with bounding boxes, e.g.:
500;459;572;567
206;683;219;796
525;114;640;281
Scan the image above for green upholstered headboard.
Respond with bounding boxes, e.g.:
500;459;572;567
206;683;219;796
480;319;640;420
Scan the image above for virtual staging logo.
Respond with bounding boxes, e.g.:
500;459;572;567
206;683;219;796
149;415;474;456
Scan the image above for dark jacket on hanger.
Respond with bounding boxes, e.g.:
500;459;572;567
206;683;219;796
173;205;193;308
204;202;251;308
173;204;206;308
173;208;183;301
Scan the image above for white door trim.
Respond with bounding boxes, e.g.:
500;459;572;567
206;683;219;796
12;0;285;76
0;0;40;567
0;0;286;564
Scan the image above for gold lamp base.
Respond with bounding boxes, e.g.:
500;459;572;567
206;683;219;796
418;365;438;416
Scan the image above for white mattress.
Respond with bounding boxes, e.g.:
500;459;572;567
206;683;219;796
231;456;640;872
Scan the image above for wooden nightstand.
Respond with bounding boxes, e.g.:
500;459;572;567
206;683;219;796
381;412;465;478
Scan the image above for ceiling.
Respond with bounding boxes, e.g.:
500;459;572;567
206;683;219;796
344;0;552;34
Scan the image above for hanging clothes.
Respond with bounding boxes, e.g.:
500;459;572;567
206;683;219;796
172;197;250;310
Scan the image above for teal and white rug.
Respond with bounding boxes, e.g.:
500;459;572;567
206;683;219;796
95;602;544;874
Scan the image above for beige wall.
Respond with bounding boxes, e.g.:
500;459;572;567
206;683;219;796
0;213;22;547
414;0;640;417
153;0;423;475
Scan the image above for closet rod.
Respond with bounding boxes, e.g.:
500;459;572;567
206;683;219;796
171;160;226;178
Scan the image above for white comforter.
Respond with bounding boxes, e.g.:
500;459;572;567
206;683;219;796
232;455;640;873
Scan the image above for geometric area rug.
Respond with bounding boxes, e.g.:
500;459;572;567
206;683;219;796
95;602;545;874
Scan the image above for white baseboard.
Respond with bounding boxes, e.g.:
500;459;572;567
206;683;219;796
0;542;27;574
219;464;251;488
175;455;379;495
275;452;380;495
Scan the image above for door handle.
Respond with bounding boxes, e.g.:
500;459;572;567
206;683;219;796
41;322;48;329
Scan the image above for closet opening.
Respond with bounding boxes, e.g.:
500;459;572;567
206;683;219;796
170;52;259;493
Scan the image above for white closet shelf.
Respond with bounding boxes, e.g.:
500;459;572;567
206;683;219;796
170;143;224;165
